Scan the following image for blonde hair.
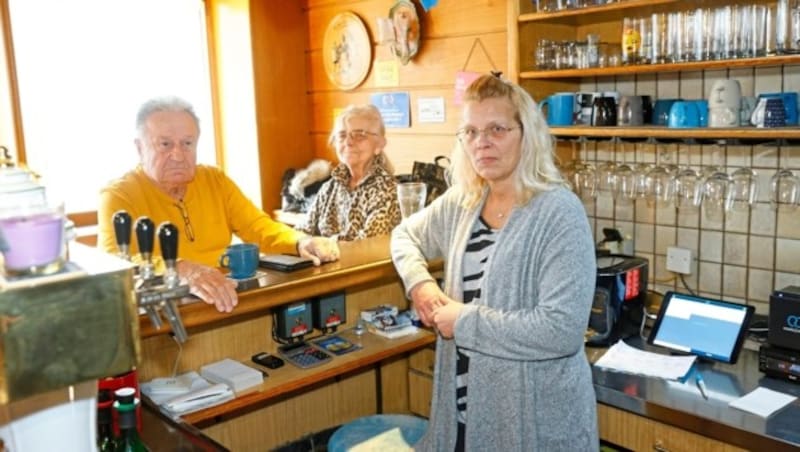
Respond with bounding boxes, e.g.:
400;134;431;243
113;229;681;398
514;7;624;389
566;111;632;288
328;104;394;174
450;74;567;209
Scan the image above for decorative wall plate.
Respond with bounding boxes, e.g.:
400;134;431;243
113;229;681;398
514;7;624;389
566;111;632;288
323;12;372;91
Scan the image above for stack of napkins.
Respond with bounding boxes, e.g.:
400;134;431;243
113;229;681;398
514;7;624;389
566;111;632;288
200;358;263;393
141;371;234;417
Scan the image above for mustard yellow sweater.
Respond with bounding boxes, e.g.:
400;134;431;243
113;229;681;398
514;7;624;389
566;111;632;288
98;165;302;267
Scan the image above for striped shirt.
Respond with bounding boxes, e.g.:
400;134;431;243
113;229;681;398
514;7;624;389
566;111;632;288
455;216;497;451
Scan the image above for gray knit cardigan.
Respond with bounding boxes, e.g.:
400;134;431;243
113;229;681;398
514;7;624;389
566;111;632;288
391;186;599;451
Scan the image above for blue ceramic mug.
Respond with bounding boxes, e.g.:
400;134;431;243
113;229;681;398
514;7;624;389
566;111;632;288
653;98;682;126
219;243;259;279
540;92;576;126
759;92;798;125
667;101;700;128
690;100;709;127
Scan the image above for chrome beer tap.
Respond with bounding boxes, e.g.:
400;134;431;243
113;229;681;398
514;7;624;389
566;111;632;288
156;222;188;342
112;210;191;343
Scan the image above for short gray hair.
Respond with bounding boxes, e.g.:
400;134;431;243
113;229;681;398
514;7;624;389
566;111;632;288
135;96;200;137
328;104;394;174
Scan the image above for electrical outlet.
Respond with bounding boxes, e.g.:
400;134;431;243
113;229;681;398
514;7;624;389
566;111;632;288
666;246;693;274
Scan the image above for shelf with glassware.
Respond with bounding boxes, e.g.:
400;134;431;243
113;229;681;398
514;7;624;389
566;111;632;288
519;55;800;79
513;0;800;140
547;125;800;141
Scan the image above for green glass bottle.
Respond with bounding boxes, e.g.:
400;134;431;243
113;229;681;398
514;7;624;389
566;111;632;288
113;387;149;452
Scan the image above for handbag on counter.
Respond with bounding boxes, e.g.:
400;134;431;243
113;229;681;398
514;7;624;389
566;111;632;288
410;155;451;205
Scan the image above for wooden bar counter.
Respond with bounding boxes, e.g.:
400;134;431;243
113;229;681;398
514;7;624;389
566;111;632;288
134;235;439;450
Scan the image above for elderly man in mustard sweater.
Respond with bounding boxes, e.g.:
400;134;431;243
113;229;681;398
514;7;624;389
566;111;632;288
98;96;338;313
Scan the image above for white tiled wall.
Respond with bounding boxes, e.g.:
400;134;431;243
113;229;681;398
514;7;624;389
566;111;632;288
575;66;800;315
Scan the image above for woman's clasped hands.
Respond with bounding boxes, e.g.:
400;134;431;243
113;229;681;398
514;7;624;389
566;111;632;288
410;280;463;338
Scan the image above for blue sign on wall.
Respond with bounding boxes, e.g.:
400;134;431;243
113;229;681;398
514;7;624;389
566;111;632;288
371;92;410;128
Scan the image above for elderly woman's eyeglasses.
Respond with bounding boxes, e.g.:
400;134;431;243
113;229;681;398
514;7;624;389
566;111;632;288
456;124;519;144
336;129;379;142
174;200;195;242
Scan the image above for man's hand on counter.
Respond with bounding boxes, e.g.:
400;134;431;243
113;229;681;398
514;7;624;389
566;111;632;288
177;260;238;313
297;236;340;265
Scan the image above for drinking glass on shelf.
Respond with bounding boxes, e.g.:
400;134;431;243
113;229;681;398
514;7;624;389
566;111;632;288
770;168;800;211
727;167;759;211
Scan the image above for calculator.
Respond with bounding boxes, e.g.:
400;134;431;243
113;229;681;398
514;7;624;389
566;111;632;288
277;342;333;369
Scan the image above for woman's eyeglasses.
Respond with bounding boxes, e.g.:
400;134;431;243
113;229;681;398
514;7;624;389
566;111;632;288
456;124;519;144
174;200;195;242
336;129;379;142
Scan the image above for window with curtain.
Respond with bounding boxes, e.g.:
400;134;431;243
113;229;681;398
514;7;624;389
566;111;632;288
8;0;216;214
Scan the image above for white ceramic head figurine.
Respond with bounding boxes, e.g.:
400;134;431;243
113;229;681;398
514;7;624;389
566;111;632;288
708;79;742;127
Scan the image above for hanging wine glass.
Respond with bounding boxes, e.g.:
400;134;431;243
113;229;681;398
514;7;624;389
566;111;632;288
613;138;636;203
569;137;596;201
771;149;800;211
674;167;703;210
644;144;677;206
596;160;618;195
702;170;731;220
727;167;759;211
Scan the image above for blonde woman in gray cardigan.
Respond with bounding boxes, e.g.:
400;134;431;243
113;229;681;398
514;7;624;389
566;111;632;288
391;74;598;451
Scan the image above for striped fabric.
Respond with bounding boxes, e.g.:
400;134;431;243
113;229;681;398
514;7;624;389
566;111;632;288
455;216;497;451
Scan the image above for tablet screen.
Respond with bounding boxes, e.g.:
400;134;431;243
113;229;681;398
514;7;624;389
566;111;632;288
647;291;755;364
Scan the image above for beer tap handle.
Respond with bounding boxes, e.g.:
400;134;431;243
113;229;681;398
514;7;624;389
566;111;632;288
112;210;132;260
158;222;180;288
135;217;155;280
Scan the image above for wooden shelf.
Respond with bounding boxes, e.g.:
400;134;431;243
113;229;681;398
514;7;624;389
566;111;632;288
521;55;800;80
549;125;800;141
178;328;437;428
519;0;678;24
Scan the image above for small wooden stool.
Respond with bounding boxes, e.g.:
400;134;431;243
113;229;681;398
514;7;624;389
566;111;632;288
327;414;427;451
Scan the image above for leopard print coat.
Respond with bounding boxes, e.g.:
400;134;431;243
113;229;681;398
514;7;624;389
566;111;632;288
296;156;400;241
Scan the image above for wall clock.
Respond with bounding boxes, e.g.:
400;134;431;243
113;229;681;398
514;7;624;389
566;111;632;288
323;12;372;91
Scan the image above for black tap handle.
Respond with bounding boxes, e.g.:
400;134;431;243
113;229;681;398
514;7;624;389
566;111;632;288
157;222;179;262
135;217;155;255
112;210;132;248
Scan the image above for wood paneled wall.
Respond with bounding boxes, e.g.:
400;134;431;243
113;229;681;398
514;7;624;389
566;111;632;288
245;1;314;211
303;0;508;176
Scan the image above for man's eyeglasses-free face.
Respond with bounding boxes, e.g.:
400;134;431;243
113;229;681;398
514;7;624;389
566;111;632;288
336;129;379;142
455;124;519;144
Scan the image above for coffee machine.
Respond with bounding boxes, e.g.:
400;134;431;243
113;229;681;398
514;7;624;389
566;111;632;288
586;254;649;346
0;244;139;451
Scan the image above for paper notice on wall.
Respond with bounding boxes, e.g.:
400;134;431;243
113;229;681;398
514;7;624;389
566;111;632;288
374;59;399;87
418;97;445;123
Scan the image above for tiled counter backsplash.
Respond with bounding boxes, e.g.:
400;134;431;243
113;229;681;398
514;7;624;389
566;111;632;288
571;66;800;315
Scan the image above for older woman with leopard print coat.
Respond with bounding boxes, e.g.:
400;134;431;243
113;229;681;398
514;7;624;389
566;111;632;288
297;104;401;241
